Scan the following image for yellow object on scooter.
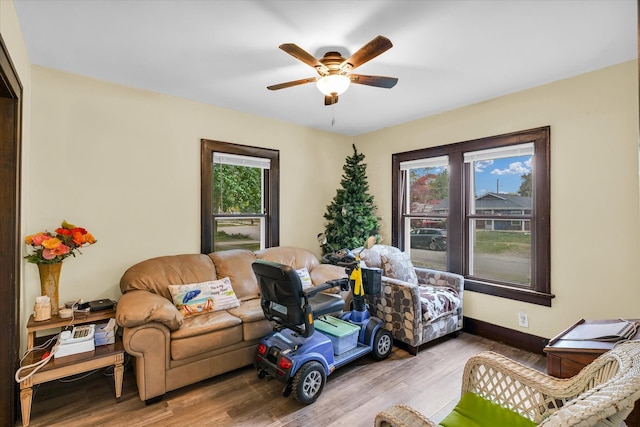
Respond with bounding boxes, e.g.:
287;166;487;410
350;262;364;296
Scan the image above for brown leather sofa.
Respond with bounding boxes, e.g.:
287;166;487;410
115;246;347;402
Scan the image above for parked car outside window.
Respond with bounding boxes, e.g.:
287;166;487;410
410;228;447;251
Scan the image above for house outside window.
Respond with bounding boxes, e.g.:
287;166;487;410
392;127;551;306
201;140;279;253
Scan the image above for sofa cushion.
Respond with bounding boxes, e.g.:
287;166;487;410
171;326;243;361
170;310;243;360
208;250;259;301
228;298;274;340
440;391;537;427
309;263;348;285
171;309;242;340
418;285;461;323
120;254;216;300
227;298;266;323
168;277;240;317
381;252;418;284
255;246;320;271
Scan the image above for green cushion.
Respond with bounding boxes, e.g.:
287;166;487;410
439;392;537;427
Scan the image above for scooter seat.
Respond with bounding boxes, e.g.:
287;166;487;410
252;259;346;337
307;292;344;318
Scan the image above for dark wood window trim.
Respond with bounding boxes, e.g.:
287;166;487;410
201;140;279;254
392;127;553;306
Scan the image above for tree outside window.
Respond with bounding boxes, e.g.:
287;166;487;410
201;140;279;253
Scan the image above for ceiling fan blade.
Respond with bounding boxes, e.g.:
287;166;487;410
279;43;329;73
340;35;393;71
324;94;338;106
349;74;398;89
267;77;317;91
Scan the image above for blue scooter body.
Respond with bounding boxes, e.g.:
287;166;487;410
257;327;336;381
253;246;391;403
255;307;384;384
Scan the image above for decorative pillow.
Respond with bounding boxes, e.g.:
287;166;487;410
296;267;313;290
168;277;240;317
359;245;402;269
380;252;418;284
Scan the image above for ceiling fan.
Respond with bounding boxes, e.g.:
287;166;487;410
267;35;398;106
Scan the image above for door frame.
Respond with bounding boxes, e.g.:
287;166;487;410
0;34;23;426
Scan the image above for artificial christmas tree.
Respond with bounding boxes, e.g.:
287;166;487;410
322;144;380;253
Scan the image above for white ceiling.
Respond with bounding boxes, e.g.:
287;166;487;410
13;0;638;136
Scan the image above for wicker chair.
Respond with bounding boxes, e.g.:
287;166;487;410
375;340;640;427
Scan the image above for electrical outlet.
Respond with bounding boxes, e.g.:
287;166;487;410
518;311;529;328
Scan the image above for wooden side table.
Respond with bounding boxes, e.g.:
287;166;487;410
544;318;640;427
18;309;124;427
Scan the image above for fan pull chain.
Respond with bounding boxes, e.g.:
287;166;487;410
331;104;336;126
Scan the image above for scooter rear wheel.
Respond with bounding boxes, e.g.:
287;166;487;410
291;361;326;404
372;329;393;360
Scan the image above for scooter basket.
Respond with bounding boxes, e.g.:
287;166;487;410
315;316;360;355
362;267;382;295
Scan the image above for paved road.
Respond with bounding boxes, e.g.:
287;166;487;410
411;248;530;284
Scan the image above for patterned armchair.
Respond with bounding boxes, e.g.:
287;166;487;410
358;245;463;355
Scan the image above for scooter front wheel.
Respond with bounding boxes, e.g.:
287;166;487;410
291;361;326;404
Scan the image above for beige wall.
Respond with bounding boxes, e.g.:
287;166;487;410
4;0;639;347
356;60;640;338
25;66;353;315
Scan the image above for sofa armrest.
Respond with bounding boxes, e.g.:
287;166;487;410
414;267;464;295
122;322;171;401
366;276;423;347
116;290;183;330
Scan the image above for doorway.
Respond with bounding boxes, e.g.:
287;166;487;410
0;35;23;426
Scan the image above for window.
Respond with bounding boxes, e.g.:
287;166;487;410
465;143;534;287
400;155;449;271
392;127;552;306
201;140;279;253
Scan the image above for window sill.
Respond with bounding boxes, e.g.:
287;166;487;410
464;279;554;307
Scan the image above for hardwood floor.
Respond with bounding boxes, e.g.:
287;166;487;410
18;333;546;427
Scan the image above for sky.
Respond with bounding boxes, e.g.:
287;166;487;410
474;155;531;196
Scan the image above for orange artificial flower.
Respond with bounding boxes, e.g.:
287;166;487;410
24;220;97;264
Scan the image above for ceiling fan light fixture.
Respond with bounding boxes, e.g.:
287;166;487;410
269;36;395;105
316;74;350;96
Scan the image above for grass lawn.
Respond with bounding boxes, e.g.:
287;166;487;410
474;230;530;256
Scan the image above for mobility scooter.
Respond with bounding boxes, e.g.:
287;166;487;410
252;240;392;404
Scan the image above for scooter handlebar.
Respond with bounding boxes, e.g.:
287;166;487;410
322;248;357;267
